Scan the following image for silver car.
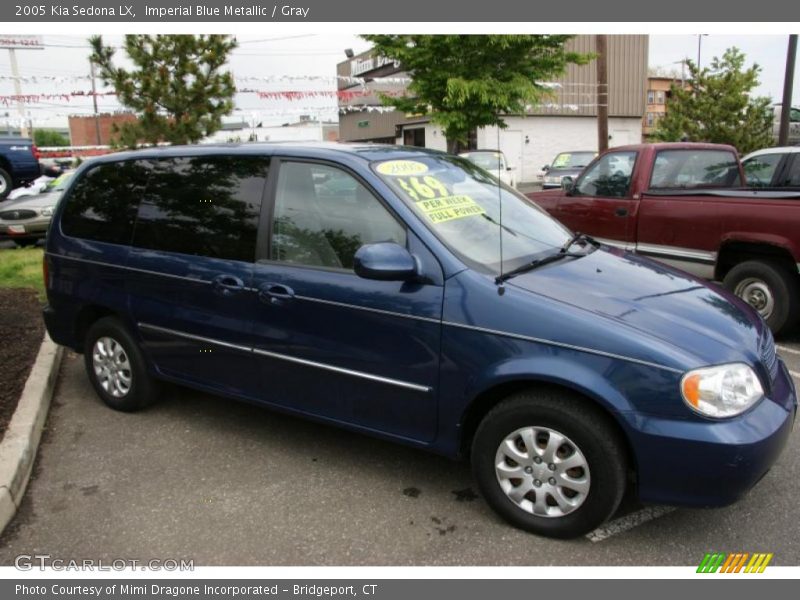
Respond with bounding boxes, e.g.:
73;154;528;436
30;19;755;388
0;170;74;247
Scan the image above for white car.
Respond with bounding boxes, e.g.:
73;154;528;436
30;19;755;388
458;150;516;188
741;146;800;188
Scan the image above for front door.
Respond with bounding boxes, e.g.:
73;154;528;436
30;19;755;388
251;160;443;442
127;155;270;397
558;150;638;245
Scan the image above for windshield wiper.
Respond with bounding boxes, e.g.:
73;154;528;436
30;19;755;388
495;232;598;285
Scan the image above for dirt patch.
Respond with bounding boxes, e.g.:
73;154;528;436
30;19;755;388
0;288;44;440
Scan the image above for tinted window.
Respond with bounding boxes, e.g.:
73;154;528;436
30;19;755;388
785;156;800;187
132;156;268;262
271;162;405;270
743;154;782;187
649;150;741;189
575;151;637;198
61;161;149;245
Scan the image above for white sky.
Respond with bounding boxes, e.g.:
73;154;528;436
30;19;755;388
0;34;797;131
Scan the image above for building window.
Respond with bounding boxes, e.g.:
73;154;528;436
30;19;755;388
646;113;657;127
403;127;425;147
656;90;666;104
647;90;656;105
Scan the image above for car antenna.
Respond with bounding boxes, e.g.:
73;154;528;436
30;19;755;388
496;126;505;296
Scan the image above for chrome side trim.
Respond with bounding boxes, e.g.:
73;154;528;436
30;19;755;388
635;243;716;264
594;237;634;251
47;252;211;286
137;322;251;353
441;320;684;374
295;294;442;325
137;322;432;394
251;347;432;393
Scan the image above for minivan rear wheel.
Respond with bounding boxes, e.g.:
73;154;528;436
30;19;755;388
471;390;627;539
84;317;160;412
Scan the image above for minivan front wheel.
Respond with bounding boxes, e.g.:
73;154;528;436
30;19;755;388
471;390;627;538
84;317;160;412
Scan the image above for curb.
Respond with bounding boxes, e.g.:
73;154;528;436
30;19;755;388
0;333;63;535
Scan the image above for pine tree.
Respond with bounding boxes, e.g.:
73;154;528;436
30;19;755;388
361;35;592;153
653;48;773;155
89;35;238;147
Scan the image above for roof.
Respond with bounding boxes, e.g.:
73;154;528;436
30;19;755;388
84;142;449;165
742;146;800;160
606;142;739;153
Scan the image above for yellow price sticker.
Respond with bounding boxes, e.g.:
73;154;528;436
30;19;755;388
415;194;485;224
376;160;429;177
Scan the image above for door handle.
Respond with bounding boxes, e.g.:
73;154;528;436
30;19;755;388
258;282;295;304
614;207;628;217
211;274;245;296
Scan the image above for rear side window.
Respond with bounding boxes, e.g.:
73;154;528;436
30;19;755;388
743;153;782;187
131;156;269;262
60;161;149;244
649;150;741;189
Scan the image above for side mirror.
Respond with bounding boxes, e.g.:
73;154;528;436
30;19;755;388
354;242;418;282
561;176;575;193
542;165;550;171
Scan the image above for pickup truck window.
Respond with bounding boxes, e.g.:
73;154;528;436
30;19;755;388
574;151;636;198
649;150;741;189
743;153;782;187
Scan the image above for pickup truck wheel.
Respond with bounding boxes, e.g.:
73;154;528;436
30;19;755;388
471;390;627;539
84;317;160;412
723;260;799;335
0;168;11;199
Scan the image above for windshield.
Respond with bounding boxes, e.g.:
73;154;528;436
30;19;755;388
551;152;595;169
373;156;570;273
460;152;506;171
44;172;74;193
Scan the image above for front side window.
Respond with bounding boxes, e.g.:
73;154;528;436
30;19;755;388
649;150;741;189
374;156;569;273
61;161;149;245
574;151;637;198
743;154;782;187
131;156;268;262
271;162;406;270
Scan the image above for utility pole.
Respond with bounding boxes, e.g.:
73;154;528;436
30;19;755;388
596;34;609;152
8;48;29;138
89;59;102;145
778;34;797;147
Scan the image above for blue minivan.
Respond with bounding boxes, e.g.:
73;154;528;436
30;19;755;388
43;143;796;538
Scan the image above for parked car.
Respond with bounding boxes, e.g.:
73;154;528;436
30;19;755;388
528;142;800;334
771;104;800;146
742;146;800;189
539;151;596;189
0;137;42;199
43;144;796;539
458;150;516;187
0;170;74;247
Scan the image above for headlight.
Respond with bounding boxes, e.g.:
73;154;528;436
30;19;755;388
39;207;55;217
680;363;764;418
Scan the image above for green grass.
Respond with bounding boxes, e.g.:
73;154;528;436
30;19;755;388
0;247;45;300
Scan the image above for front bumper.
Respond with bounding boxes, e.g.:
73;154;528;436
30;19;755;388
0;218;50;240
623;360;796;507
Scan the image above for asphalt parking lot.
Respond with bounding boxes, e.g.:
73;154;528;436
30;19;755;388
0;331;798;566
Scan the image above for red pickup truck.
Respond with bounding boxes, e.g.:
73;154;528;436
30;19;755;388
527;142;800;334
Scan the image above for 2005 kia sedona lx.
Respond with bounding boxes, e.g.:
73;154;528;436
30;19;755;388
42;144;797;538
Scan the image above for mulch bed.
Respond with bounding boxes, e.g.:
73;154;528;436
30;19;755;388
0;288;44;440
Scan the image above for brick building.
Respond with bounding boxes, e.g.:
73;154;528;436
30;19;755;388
68;113;138;146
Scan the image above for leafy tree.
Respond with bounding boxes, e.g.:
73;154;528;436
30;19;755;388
361;35;592;152
89;35;237;147
653;48;773;155
33;129;70;146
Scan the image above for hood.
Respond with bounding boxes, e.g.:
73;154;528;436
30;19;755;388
506;246;763;368
547;166;585;178
0;191;60;211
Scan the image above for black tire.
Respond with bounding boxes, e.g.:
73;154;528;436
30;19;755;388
723;260;800;335
83;316;160;412
471;389;628;539
0;168;11;200
14;239;37;248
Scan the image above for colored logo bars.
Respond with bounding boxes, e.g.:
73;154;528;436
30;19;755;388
697;552;773;573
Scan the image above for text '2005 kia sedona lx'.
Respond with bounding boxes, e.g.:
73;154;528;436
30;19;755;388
42;143;796;538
